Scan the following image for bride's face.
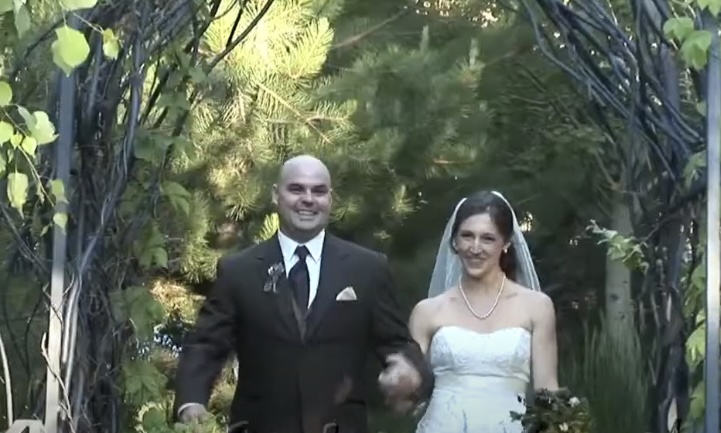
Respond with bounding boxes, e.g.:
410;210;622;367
453;212;508;279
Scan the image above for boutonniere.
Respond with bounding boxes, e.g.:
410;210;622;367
263;262;285;294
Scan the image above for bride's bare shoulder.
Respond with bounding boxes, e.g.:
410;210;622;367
411;290;453;318
413;291;449;316
514;284;552;303
513;284;555;319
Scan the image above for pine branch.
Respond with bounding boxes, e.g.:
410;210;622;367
331;8;408;50
256;81;333;144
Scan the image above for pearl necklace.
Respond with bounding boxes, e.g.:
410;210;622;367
459;274;507;320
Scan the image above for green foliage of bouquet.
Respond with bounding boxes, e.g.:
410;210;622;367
510;388;592;433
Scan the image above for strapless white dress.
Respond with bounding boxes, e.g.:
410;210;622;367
415;326;531;433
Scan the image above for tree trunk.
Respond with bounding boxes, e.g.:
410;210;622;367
605;193;634;334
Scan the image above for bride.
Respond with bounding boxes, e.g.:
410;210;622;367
409;190;559;433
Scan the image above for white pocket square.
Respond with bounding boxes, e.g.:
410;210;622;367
336;286;357;301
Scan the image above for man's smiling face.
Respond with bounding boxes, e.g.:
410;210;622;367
272;156;332;242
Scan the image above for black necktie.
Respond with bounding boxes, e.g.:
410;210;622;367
288;245;310;313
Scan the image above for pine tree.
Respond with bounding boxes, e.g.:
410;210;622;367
161;0;494;289
141;0;497;423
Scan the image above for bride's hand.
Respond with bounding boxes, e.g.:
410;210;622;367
386;398;414;414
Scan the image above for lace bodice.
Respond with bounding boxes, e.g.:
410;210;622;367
415;326;532;433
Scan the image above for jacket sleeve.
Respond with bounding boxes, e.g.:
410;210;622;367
370;255;434;401
173;256;237;414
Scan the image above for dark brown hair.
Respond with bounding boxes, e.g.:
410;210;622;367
450;191;517;278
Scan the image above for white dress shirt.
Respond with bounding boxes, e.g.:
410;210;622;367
178;230;326;416
277;229;325;308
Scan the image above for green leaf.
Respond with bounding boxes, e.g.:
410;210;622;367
7;171;29;214
152;248;168;268
689;380;705;420
13;4;30;37
51;26;90;76
161;180;190;198
122;359;167;406
0;121;13;143
20;135;37;156
681;30;713;69
690;261;706;290
53;212;68;231
50;179;68;204
133;134;167;165
188;66;207;83
0;152;6;177
139;406;168;433
59;0;97;11
29;111;57;144
16;105;33;127
101;28;120;59
133;222;168;269
162;181;191;215
110;286;165;338
0;0;12;13
9;133;21;148
0;81;11;106
662;17;695;41
698;0;721;16
686;323;705;367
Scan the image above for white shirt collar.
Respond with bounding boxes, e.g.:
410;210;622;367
277;229;325;263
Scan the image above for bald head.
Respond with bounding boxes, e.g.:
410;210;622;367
273;155;332;242
278;155;331;186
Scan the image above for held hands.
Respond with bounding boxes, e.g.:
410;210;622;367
178;403;210;424
378;353;422;413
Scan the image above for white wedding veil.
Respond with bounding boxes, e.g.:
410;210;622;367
427;191;541;297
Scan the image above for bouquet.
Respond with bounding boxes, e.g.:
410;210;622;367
510;388;592;433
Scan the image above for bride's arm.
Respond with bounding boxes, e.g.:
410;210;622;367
530;291;560;391
381;299;435;414
408;299;436;356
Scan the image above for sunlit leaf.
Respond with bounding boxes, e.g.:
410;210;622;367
0;81;11;106
30;111;57;144
59;0;97;11
9;133;21;148
101;28;120;59
7;171;29;214
53;212;68;231
20;135;37;156
52;26;90;76
0;121;13;143
50;179;68;204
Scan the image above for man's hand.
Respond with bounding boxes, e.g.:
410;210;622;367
179;403;210;424
378;353;422;403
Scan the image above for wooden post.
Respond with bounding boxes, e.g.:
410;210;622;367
703;10;720;433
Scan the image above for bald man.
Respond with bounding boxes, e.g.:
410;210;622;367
173;155;433;433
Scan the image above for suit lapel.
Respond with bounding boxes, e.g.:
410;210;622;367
255;236;304;339
306;235;349;337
